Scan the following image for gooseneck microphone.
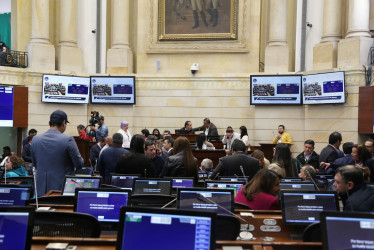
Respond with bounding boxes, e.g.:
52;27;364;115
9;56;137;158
239;166;248;184
305;169;320;191
211;172;220;180
32;167;39;209
161;198;177;209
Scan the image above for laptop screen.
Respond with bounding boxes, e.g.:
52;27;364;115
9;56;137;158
205;181;244;198
110;174;139;189
75;167;94;176
0;185;31;206
281;191;339;226
117;207;215;250
326;178;336;191
321;212;374;250
62;176;102;196
177;188;234;215
0;207;34;250
172;178;194;188
280;181;316;191
281;178;303;182
218;176;249;182
132;179;172;195
75;188;130;223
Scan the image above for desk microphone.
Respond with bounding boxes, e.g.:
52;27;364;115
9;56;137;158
239;166;248;184
161;197;177;209
197;193;253;240
305;169;320;191
144;169;147;178
32;167;39;209
211;172;220;181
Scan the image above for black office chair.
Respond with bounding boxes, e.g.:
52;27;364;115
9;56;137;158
302;222;321;242
130;194;176;208
33;211;101;238
234;202;252;210
30;195;75;205
216;214;241;240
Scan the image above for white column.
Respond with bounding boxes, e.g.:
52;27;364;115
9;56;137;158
27;0;55;70
264;0;289;72
57;0;83;72
338;0;373;69
313;0;342;70
107;0;133;74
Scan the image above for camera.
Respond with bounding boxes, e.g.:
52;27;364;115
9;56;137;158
190;63;199;74
89;111;100;126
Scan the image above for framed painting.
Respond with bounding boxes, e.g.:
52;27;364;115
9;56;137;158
158;0;238;41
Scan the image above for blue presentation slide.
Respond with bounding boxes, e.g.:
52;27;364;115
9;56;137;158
0;212;29;250
0;87;13;127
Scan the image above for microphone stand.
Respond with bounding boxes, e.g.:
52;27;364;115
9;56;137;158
305;169;320;191
239;166;248;184
161;198;177;209
32;167;39;209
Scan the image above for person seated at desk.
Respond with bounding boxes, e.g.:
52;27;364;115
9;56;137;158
152;128;162;140
267;163;286;178
196;133;215;150
272;125;292;144
320;142;355;174
251;150;270;168
199;158;213;173
272;143;301;177
239;125;250;147
178;120;194;134
222;126;240;151
299;164;324;188
235;169;281;210
160;136;198;180
193;118;219;137
296;139;319;169
5;154;29;178
334;165;374;212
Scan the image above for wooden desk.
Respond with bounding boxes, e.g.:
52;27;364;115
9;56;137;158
192;149;226;168
211;141;224;149
171;134;198;142
74;137;96;166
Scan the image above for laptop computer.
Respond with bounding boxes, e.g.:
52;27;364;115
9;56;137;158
61;176;102;196
280;181;316;191
280;190;339;226
320;211;374;250
110;174;140;189
75;188;130;230
172;177;194;194
205;180;245;198
218;176;249;183
132;178;172;195
0;184;32;206
177;188;234;216
281;177;303;182
116;206;216;250
0;206;34;250
75;166;94;176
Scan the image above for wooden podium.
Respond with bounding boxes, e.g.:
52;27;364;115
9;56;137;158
74;137;96;166
259;143;277;161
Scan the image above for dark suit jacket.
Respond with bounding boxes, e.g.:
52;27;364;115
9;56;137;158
160;151;198;181
296;151;319;169
22;143;32;163
89;143;102;167
210;152;260;180
194;123;219;136
319;145;340;164
344;184;374;212
115;152;156;178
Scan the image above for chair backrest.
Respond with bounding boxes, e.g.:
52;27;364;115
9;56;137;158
234;202;252;210
33;211;101;238
30;195;75;205
302;222;321;242
216;214;240;240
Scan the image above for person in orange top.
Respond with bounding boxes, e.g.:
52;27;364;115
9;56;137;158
272;125;292;144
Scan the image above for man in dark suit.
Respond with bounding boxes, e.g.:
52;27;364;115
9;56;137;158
31;110;84;196
22;135;34;163
296;139;319;169
210;139;260;180
319;131;343;174
89;138;106;169
178;120;194;134
193;118;219;137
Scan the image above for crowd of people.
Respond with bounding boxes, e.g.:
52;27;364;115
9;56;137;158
1;110;374;213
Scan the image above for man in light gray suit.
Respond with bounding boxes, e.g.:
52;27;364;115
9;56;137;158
31;110;84;196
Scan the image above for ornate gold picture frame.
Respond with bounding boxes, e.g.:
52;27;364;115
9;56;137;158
158;0;238;41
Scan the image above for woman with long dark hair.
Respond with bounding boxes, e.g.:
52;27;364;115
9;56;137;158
352;144;374;181
152;128;162;140
239;126;250;146
235;169;280;210
272;143;301;177
160;136;198;179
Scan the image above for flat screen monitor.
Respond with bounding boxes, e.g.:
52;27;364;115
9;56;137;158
0;185;31;206
218;176;249;182
0;206;34;250
315;174;334;187
90;76;136;104
321;211;374;250
61;176;102;196
117;206;216;250
280;181;316;191
172;177;195;188
110;174;140;189
326;178;336;191
75;166;94;176
132;178;172;195
250;75;302;105
302;71;345;104
177;188;234;215
42;74;90;104
0;86;13;127
205;181;245;198
281;191;339;226
198;172;209;180
281;178;303;182
75;188;130;223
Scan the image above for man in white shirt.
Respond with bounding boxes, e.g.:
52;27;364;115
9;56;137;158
117;121;131;148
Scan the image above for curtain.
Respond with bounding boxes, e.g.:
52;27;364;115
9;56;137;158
0;13;11;50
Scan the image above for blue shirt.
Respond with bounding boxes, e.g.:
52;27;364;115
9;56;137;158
96;123;108;142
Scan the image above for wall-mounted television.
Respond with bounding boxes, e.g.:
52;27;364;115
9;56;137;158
42;74;90;104
302;71;345;105
250;75;302;105
0;86;13;127
90;76;136;104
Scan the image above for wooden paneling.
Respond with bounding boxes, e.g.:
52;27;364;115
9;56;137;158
358;86;374;134
13;86;28;128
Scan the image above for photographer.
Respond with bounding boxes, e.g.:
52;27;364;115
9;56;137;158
90;115;108;142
